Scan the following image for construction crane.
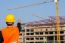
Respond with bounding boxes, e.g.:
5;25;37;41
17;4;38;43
33;0;60;43
55;0;60;43
8;0;61;43
31;0;61;43
8;0;53;10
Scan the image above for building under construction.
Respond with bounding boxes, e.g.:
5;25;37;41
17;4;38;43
19;16;65;43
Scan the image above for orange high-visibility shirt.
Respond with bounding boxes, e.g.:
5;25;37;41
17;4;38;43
1;26;19;43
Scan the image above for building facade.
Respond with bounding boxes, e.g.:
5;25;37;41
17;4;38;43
19;16;65;43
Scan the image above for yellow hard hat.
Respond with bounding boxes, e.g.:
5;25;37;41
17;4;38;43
5;14;15;22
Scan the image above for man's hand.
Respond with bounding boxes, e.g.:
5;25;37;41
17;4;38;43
10;41;17;43
17;22;21;32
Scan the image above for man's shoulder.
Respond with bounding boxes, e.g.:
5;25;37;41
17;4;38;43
13;26;19;32
1;27;7;31
13;26;19;30
13;26;18;28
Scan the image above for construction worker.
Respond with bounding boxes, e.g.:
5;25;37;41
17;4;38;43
1;14;20;43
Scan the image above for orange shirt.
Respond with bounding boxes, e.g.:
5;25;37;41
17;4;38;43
1;26;19;43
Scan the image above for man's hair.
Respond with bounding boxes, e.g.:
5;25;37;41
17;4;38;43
6;22;14;26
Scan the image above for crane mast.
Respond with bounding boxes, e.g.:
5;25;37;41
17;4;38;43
55;0;60;43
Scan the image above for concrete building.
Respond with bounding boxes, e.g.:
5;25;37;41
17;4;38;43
19;16;65;43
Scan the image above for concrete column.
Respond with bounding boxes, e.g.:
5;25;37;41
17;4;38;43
34;37;35;43
53;32;55;43
46;37;47;43
64;31;65;43
44;32;47;43
34;29;35;36
44;37;47;43
25;27;26;43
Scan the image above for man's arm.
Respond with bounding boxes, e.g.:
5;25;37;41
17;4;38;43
0;31;4;43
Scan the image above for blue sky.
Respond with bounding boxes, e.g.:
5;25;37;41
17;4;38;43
0;0;65;28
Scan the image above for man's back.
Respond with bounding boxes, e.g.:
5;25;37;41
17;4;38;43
1;26;19;43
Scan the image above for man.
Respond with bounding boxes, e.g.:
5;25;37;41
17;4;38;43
1;14;19;43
